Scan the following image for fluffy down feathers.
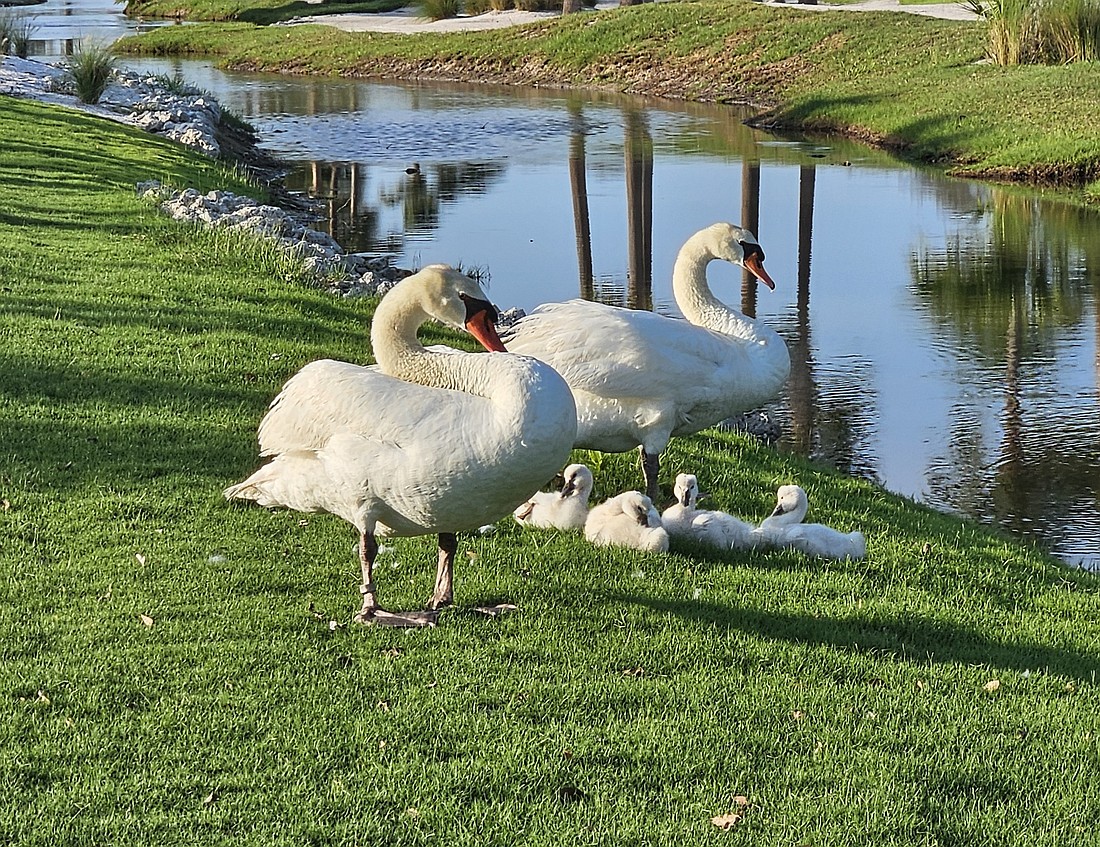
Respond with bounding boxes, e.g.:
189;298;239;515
513;463;593;531
585;491;669;553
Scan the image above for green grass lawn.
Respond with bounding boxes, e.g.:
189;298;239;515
125;0;405;24
114;0;1100;197
3;95;1100;845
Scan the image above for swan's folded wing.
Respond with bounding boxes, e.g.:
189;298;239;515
256;358;481;456
503;301;732;399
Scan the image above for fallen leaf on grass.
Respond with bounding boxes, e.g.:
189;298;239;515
984;679;1001;693
203;789;217;807
472;603;517;618
711;813;743;831
135;553;146;566
1;498;11;511
139;614;154;628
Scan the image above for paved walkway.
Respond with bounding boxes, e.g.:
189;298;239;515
283;0;978;33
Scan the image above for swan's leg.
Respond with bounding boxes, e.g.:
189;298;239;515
353;531;381;623
354;531;437;628
639;447;661;501
427;532;457;610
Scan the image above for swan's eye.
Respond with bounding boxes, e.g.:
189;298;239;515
741;242;766;262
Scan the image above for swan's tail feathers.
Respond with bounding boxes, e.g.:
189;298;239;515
223;451;323;512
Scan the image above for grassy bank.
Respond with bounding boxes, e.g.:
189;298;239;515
3;94;1100;844
126;0;405;25
114;0;1100;196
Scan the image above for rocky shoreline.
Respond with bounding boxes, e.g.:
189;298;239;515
1;55;411;298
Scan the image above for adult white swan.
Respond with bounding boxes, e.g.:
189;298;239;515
501;222;790;500
224;265;578;626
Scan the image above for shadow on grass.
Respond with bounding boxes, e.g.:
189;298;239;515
615;590;1100;683
773;94;985;159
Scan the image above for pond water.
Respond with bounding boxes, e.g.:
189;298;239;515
18;0;1100;569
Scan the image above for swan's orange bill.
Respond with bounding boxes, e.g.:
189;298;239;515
466;307;508;353
744;253;776;290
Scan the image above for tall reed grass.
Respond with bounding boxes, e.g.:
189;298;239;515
0;10;37;58
416;0;464;20
63;42;118;104
966;0;1100;63
1040;0;1100;60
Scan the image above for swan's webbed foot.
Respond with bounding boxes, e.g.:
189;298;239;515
354;579;440;628
355;607;439;628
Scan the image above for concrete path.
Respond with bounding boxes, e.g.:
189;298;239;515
282;0;979;33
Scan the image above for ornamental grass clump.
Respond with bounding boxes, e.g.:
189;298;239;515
416;0;463;20
1039;0;1100;61
64;42;118;104
966;0;1100;63
0;10;37;58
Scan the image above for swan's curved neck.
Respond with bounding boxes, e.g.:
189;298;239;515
371;290;497;397
672;235;754;337
761;496;808;531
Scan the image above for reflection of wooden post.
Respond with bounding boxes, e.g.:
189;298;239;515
349;162;359;223
740;159;760;318
625;112;653;311
568;107;594;300
998;292;1026;524
328;164;338;239
788;165;817;453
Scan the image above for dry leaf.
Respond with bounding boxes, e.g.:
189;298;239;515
135;553;146;566
376;700;390;712
203;789;217;807
472;603;517;618
791;710;805;721
0;498;11;511
733;795;750;808
139;614;154;628
984;679;1001;693
404;808;419;819
711;813;743;831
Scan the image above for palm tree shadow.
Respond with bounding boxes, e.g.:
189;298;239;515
612;590;1099;683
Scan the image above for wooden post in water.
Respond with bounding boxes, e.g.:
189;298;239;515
740;158;760;318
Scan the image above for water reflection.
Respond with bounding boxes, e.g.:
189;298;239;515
911;193;1100;564
105;60;1100;569
21;0;176;58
